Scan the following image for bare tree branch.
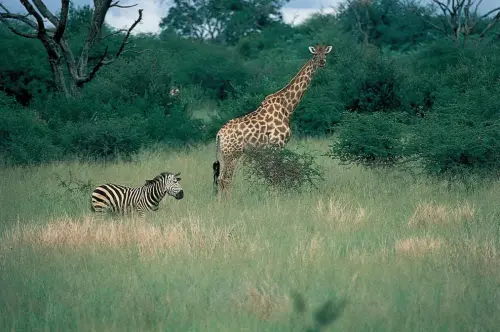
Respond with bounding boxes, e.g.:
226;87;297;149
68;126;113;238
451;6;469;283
480;6;500;19
478;11;500;40
431;0;454;34
78;0;124;76
77;8;143;84
415;11;449;35
409;0;500;46
473;0;484;17
31;0;59;26
53;0;69;43
0;11;38;38
0;6;38;29
110;1;138;9
82;45;109;85
18;0;47;32
345;0;373;50
110;8;143;59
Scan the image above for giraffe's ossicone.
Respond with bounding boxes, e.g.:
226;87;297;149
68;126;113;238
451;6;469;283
212;43;334;198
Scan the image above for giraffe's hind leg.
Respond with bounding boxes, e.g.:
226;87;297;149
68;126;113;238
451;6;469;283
218;152;241;201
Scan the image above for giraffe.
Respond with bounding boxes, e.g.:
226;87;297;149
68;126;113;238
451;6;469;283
212;43;333;198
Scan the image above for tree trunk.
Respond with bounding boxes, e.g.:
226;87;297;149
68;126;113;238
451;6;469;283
49;58;71;98
39;36;72;98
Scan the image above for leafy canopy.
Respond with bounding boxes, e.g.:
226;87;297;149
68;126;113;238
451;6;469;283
160;0;290;44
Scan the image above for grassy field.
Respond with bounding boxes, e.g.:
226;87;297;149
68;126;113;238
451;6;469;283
1;138;499;331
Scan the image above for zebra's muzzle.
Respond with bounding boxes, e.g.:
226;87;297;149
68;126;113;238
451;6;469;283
175;190;184;200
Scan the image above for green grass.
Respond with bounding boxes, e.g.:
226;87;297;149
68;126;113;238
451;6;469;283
1;138;499;331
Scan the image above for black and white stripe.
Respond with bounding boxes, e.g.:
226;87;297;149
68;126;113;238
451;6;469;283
91;172;184;216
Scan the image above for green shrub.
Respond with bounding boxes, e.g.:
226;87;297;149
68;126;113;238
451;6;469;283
0;94;61;165
236;24;296;59
32;94;115;125
146;103;206;146
162;37;250;99
242;146;324;192
59;117;146;161
328;112;407;167
84;52;175;108
409;86;500;178
292;80;343;136
0;25;53;105
337;52;404;113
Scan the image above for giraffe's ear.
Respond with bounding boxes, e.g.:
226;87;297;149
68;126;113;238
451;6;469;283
308;46;316;54
325;46;333;54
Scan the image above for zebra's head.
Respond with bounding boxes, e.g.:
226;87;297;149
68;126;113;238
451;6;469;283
146;172;184;200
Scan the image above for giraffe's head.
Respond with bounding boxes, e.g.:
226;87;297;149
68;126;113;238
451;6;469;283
308;44;333;67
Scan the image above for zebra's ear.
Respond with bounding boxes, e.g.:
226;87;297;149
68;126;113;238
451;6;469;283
174;172;181;177
176;177;182;181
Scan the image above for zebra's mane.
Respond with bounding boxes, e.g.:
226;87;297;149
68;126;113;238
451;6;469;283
144;172;179;186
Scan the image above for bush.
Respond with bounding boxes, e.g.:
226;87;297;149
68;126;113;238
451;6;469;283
236;24;296;59
409;86;500;178
32;94;115;125
84;52;175;108
292;81;343;136
145;103;206;146
401;43;500;178
59;116;146;161
0;93;61;165
328;112;407;168
337;52;404;113
161;37;250;100
242;146;324;192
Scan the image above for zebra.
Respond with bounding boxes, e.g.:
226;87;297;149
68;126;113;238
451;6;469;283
91;172;184;217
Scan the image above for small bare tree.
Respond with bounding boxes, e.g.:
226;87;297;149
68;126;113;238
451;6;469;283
410;0;500;46
0;0;143;97
339;0;377;53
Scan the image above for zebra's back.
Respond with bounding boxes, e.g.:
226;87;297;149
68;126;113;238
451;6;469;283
91;183;137;214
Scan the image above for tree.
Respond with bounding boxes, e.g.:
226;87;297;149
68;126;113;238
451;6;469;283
410;0;500;46
159;0;289;44
339;0;374;50
338;0;435;51
160;0;226;41
0;0;143;98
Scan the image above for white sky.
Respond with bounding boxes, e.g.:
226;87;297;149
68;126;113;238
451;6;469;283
93;0;340;34
1;0;497;34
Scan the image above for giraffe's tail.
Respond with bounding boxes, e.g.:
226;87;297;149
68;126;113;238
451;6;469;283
212;135;221;192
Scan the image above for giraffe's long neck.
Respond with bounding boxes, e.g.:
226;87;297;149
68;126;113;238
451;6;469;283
267;59;319;120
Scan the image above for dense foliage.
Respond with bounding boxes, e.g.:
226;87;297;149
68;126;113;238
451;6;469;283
1;0;499;179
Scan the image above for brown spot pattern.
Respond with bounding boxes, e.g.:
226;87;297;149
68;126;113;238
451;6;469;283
214;51;330;195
